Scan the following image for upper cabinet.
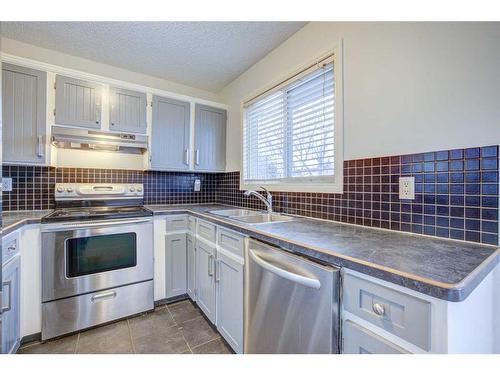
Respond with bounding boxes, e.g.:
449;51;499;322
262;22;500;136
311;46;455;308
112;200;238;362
2;63;47;165
55;75;103;129
194;104;226;172
151;96;190;171
109;87;147;134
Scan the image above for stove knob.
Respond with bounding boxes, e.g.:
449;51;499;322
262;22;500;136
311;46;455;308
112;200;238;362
56;187;64;193
129;186;136;192
137;187;143;192
66;187;74;193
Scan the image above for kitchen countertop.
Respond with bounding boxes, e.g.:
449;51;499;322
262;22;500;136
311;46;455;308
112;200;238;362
2;204;499;302
2;210;53;235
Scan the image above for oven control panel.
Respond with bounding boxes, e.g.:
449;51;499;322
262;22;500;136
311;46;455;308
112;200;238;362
55;183;144;200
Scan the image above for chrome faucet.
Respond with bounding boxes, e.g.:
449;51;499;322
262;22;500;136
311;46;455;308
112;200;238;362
244;187;273;213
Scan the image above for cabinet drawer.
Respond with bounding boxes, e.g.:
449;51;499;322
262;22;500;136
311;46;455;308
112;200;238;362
2;231;20;265
188;216;196;234
343;273;430;351
343;320;409;354
217;227;245;259
197;219;216;243
165;215;188;232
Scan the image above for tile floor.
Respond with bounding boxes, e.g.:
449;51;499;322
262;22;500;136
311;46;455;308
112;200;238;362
18;299;233;354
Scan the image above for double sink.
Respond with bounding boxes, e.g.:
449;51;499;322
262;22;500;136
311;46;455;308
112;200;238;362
209;208;294;225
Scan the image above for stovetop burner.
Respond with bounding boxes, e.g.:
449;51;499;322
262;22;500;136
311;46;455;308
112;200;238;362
42;206;153;223
42;183;152;223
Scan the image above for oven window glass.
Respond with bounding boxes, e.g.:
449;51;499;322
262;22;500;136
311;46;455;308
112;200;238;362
66;233;137;278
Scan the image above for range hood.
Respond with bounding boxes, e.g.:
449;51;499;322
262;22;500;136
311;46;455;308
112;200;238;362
51;126;148;154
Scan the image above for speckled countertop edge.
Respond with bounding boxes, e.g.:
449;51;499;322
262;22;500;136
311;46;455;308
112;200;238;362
2;204;499;302
145;205;500;302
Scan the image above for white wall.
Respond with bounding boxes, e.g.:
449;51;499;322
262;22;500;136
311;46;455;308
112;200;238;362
220;22;500;171
1;37;220;102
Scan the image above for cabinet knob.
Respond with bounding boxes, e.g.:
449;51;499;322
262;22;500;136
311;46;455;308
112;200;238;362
372;303;386;316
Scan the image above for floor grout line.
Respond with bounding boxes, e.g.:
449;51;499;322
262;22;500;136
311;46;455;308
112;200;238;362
174;315;205;326
189;336;221;351
126;319;136;354
165;306;194;354
74;333;80;354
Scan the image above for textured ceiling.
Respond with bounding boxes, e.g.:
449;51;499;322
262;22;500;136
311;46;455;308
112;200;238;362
1;22;306;92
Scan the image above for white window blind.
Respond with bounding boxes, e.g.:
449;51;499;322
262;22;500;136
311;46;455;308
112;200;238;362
243;57;335;186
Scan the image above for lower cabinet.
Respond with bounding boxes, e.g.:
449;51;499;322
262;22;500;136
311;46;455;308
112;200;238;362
163;215;245;353
2;255;21;354
165;233;187;299
343;320;409;354
216;249;244;354
195;239;216;323
186;233;196;301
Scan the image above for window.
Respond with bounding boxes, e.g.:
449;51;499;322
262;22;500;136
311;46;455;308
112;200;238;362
242;52;343;193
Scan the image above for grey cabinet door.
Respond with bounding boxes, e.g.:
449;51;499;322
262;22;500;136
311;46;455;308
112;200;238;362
343;321;410;354
2;63;47;164
109;87;147;134
187;233;196;301
194;104;226;171
165;233;187;299
195;240;216;323
1;256;21;354
55;75;102;129
216;250;244;353
151;96;190;171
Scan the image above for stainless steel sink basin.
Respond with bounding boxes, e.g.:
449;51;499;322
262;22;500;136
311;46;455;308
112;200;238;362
231;214;295;225
209;209;263;217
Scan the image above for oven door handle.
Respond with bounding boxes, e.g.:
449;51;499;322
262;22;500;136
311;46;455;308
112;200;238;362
91;291;117;302
43;218;152;230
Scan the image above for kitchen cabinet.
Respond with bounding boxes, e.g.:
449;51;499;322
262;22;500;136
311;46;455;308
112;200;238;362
343;273;431;351
195;239;216;323
151;96;190;171
216;249;244;353
2;233;21;354
165;233;187;299
343;320;409;354
55;75;103;129
194;104;226;172
109;87;147;134
2;63;47;165
187;233;196;301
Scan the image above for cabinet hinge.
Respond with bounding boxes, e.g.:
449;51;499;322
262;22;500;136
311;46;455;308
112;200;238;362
53;109;56;116
54;82;56;90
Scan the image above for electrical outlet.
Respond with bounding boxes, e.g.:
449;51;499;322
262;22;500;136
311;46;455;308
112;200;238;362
194;179;201;192
2;178;13;192
399;176;415;200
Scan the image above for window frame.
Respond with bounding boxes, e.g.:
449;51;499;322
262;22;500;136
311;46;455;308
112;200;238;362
240;42;344;193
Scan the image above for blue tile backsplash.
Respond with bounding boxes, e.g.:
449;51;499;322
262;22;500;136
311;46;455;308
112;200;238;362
218;145;499;246
2;145;499;246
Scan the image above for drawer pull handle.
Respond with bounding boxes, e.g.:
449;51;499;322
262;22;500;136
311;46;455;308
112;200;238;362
91;291;117;302
7;244;17;252
372;303;386;316
208;254;214;276
2;280;12;312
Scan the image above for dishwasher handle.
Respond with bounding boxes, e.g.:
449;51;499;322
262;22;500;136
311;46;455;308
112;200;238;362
248;249;321;289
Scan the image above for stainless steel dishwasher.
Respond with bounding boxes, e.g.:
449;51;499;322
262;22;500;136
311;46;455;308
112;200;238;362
244;238;341;353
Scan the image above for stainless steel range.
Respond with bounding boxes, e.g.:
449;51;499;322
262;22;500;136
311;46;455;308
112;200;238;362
40;183;154;340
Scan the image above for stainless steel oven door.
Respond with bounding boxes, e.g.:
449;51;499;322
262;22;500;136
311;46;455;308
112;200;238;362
41;218;153;302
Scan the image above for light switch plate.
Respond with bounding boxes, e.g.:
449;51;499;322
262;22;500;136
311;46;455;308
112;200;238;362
2;178;13;192
399;176;415;200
